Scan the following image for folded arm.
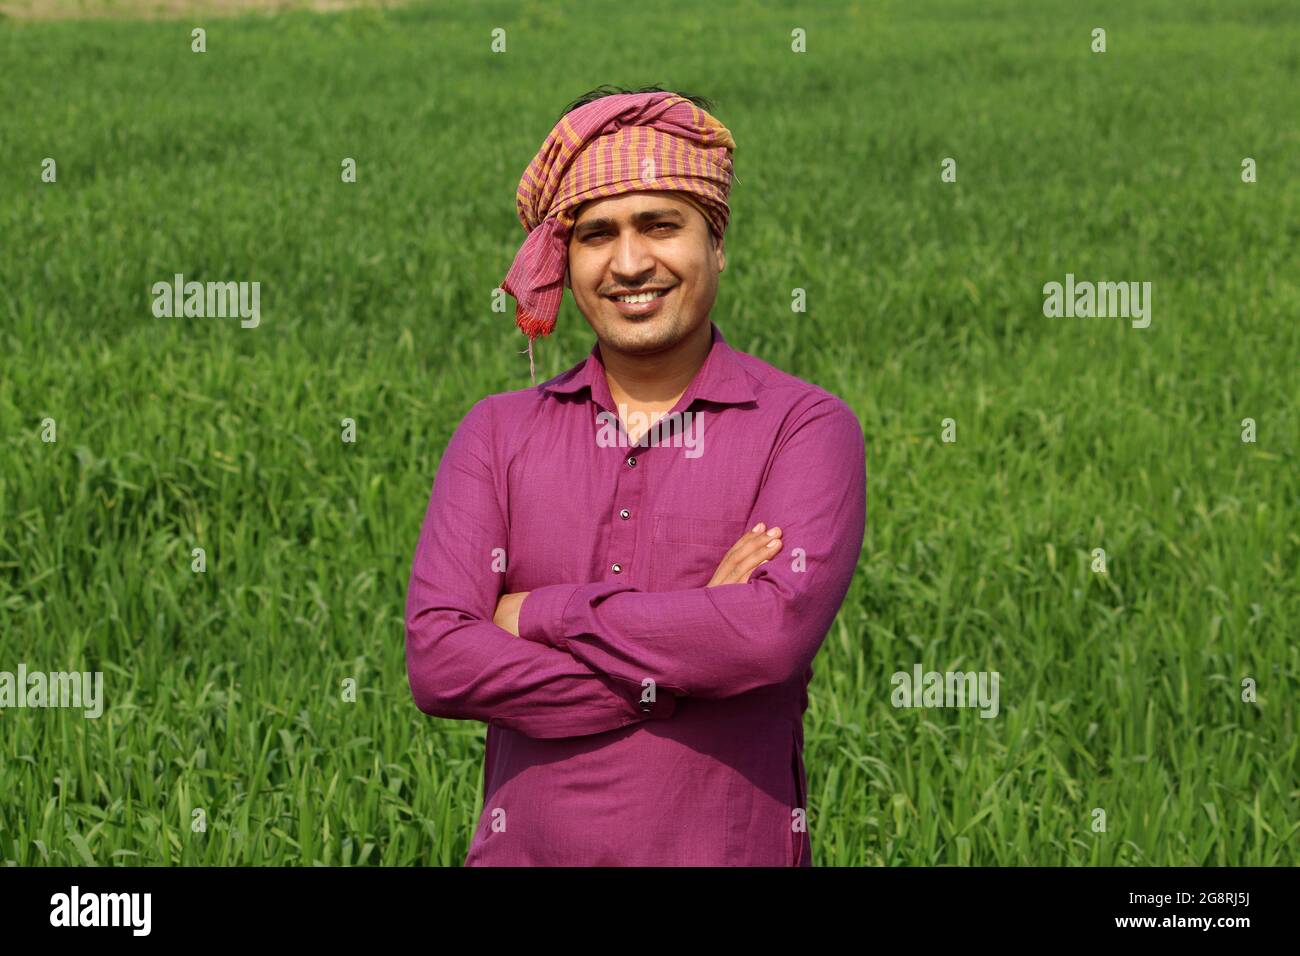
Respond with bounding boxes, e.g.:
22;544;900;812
404;398;676;740
517;398;867;700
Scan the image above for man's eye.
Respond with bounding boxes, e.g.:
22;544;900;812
582;223;675;241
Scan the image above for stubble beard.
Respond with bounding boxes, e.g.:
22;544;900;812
598;309;690;356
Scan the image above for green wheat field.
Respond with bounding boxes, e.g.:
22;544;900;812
1;0;1296;866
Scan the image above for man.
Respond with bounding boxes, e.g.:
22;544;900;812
405;87;866;866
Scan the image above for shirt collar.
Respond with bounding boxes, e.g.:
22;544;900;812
539;321;758;411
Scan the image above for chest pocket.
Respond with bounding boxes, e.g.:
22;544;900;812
648;513;750;591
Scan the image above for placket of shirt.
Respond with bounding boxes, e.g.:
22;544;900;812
598;399;650;589
600;405;690;718
587;355;707;589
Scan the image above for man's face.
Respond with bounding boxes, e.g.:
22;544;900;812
567;190;725;356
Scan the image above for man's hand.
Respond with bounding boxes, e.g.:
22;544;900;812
493;591;530;636
707;523;782;587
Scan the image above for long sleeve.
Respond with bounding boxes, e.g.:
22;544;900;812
517;397;866;700
405;397;676;739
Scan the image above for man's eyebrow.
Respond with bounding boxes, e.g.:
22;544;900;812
574;208;685;236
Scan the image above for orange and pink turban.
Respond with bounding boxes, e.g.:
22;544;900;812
501;91;737;379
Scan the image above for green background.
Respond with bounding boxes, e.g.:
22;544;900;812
0;0;1296;865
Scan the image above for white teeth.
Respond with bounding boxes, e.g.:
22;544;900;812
613;289;668;304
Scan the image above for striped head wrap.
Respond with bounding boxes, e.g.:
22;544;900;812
501;91;737;380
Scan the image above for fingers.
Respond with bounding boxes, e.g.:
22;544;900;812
734;525;782;583
707;523;783;587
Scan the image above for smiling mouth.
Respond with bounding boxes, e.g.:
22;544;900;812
606;287;674;304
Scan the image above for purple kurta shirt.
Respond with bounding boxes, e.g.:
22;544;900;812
405;321;866;865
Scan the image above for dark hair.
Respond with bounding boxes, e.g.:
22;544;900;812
557;84;717;121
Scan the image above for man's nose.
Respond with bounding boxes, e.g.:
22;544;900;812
609;232;656;283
